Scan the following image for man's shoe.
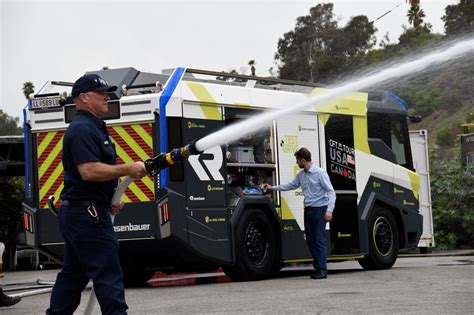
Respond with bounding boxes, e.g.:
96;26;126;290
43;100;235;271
310;272;327;279
0;294;21;307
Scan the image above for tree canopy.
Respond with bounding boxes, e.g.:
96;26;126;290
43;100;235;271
274;3;376;83
0;110;23;256
442;0;474;36
0;110;22;135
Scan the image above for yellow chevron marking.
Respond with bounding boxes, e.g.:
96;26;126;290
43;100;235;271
281;196;296;220
38;132;56;157
353;116;370;154
39;163;63;199
200;104;221;120
39;179;63;209
49;182;64;207
407;170;420;200
129;182;148;202
122;194;131;203
310;88;368;116
186;82;222;120
114;142;133;164
127;176;153;201
186;82;215;103
113;126;150;161
131;124;152;148
319;114;330;126
112;136;153;203
113;139;153;201
39;136;63;179
142;176;154;193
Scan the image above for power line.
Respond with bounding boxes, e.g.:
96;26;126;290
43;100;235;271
371;2;403;24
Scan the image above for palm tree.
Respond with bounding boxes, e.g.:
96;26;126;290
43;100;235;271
406;0;425;29
407;4;426;28
22;82;35;99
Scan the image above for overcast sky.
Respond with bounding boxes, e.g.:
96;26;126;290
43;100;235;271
1;0;458;119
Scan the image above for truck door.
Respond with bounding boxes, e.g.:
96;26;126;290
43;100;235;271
325;114;360;254
409;130;434;248
276;113;320;260
182;106;231;263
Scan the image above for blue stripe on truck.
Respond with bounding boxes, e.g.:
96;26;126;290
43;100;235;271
159;67;186;188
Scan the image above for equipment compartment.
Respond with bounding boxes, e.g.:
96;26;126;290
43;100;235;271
224;108;277;207
228;146;255;163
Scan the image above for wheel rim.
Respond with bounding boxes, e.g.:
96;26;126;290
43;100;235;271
245;221;269;266
373;217;393;256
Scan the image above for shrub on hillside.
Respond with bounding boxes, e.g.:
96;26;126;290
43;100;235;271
430;147;474;249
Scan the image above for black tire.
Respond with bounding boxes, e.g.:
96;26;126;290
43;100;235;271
122;269;155;287
358;206;399;270
224;208;277;281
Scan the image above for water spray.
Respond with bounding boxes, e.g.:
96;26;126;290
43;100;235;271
82;36;473;314
194;37;474;153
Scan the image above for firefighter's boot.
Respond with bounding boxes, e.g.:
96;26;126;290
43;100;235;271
0;289;21;307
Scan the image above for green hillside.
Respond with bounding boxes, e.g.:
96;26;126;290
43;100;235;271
274;1;473;249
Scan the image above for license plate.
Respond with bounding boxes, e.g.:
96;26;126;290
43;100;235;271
31;97;62;109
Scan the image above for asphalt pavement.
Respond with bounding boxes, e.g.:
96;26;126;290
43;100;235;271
1;252;473;314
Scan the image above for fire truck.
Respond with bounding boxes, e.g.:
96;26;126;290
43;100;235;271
22;67;424;284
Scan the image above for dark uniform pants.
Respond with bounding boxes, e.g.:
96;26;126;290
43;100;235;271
304;206;328;272
46;204;127;315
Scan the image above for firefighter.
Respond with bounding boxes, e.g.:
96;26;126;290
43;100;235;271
46;74;148;315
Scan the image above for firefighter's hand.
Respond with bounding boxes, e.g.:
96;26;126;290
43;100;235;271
129;161;148;178
111;200;124;215
325;211;333;222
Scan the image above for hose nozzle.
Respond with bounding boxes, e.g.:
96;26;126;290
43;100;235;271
144;140;203;176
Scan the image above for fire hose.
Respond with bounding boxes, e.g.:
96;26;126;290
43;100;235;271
44;141;201;313
83;141;201;314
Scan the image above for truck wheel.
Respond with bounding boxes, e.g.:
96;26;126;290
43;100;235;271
358;207;399;270
224;208;276;281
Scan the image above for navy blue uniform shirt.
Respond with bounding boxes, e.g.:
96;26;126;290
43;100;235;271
60;110;118;205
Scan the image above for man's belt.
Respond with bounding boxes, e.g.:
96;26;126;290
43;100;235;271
61;200;95;207
304;205;328;210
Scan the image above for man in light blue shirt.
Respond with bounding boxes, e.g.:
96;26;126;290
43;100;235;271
264;147;335;279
